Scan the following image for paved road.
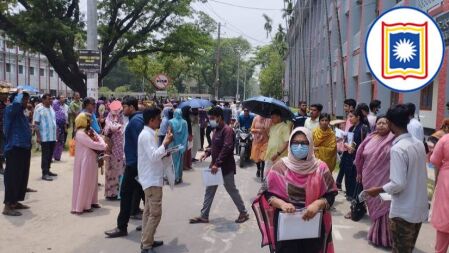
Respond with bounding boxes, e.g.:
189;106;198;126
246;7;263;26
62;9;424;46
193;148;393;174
0;152;435;253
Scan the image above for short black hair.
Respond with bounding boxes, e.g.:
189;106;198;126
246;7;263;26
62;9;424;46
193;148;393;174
386;104;410;130
143;107;162;125
357;103;369;113
208;106;224;118
310;104;323;112
122;96;138;111
299;101;307;106
375;114;387;123
369;100;381;112
344;99;357;108
211;100;218;106
9;92;30;102
83;97;95;109
271;109;282;116
319;113;331;121
405;103;416;117
41;93;51;100
349;106;365;119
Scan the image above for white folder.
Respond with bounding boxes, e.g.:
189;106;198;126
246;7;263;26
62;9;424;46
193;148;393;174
277;210;322;241
163;156;175;190
202;168;224;187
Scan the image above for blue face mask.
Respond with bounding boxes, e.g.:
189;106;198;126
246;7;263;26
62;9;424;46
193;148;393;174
290;144;309;160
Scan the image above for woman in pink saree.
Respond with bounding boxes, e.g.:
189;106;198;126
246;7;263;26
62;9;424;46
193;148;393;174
71;113;107;214
355;116;394;248
252;127;337;253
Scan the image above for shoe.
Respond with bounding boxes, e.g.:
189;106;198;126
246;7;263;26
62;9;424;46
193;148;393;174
42;175;53;181
48;171;58;177
106;196;118;201
130;213;142;220
2;205;22;216
141;248;156;253
235;212;249;223
336;183;342;191
136;225;142;231
13;203;30;210
105;228;128;238
91;204;101;209
152;241;163;248
192;158;199;162
256;170;260;178
26;188;37;193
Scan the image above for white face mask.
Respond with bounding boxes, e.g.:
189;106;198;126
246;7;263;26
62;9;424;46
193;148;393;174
209;120;218;128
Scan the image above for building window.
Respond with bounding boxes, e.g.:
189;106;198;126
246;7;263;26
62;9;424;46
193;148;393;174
18;65;23;74
420;83;433;110
50;70;54;77
39;68;45;76
390;91;399;106
6;63;11;72
29;67;34;75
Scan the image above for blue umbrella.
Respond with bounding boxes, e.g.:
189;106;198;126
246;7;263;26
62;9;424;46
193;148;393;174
179;98;213;109
242;96;294;120
17;85;39;93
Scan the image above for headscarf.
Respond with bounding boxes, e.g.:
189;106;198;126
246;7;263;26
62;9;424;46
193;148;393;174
181;106;192;135
52;100;66;126
170;109;186;134
281;127;321;175
159;107;172;136
75;112;91;130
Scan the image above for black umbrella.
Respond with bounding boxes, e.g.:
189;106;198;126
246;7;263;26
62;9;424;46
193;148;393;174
242;96;294;120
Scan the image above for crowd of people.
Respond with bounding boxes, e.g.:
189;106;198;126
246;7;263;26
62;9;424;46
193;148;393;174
1;90;449;253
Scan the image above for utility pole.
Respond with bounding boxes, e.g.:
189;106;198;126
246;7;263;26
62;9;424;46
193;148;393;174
324;0;335;116
86;0;99;99
243;66;247;100
214;23;221;100
236;52;240;101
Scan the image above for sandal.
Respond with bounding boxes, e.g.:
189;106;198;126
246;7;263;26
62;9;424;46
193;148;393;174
84;208;93;213
26;188;37;193
91;204;101;209
71;211;83;215
344;212;352;219
189;217;209;224
235;213;250;223
3;205;22;216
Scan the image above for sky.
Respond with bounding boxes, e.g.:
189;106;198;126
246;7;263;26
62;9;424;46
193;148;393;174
79;0;285;47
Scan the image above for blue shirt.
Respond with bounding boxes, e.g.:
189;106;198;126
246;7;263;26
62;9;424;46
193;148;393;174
238;114;254;130
33;105;57;142
3;94;32;152
81;109;101;134
124;112;144;168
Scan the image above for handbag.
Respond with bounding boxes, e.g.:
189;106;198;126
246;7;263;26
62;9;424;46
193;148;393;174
350;183;366;222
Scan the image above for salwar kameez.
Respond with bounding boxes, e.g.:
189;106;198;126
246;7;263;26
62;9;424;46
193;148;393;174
169;109;188;182
103;113;124;198
72;129;107;213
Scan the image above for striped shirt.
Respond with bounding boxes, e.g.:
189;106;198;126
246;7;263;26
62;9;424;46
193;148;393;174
33;106;57;142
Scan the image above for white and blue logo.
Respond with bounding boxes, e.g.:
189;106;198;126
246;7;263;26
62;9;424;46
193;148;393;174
365;7;444;92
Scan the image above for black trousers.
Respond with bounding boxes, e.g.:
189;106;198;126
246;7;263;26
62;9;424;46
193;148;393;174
206;126;212;147
117;166;143;230
4;147;31;204
200;127;206;149
41;141;56;176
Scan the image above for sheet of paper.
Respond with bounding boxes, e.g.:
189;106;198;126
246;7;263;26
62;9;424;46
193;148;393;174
202;168;224;187
277;210;322;241
335;128;346;139
347;132;354;145
163;156;175;190
380;193;392;201
166;144;184;154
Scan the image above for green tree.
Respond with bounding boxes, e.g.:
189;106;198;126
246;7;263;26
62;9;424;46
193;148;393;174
0;0;206;96
115;85;129;93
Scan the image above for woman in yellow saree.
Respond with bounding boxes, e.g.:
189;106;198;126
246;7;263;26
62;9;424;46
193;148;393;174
313;113;337;172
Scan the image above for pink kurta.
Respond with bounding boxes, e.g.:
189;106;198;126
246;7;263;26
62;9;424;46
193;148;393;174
430;133;449;232
72;130;107;213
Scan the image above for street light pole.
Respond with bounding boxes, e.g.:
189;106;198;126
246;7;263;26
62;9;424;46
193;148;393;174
236;54;240;101
86;0;98;99
214;23;221;100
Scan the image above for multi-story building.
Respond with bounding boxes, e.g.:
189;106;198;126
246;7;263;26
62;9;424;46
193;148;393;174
285;0;449;130
0;33;72;96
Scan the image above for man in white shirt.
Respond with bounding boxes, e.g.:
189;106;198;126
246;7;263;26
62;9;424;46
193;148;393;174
366;104;428;253
405;103;424;142
138;107;173;253
367;100;381;131
304;103;322;132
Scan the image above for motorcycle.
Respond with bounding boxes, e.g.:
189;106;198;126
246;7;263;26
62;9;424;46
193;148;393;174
236;128;252;168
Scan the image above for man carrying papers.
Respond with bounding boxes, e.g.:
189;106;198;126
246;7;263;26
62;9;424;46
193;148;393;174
137;108;173;253
189;106;249;224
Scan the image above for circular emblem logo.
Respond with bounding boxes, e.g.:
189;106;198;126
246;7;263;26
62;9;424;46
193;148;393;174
365;7;445;92
152;74;170;90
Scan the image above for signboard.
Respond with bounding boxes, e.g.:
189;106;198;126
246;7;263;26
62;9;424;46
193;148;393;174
152;74;170;90
436;11;449;44
78;50;101;73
